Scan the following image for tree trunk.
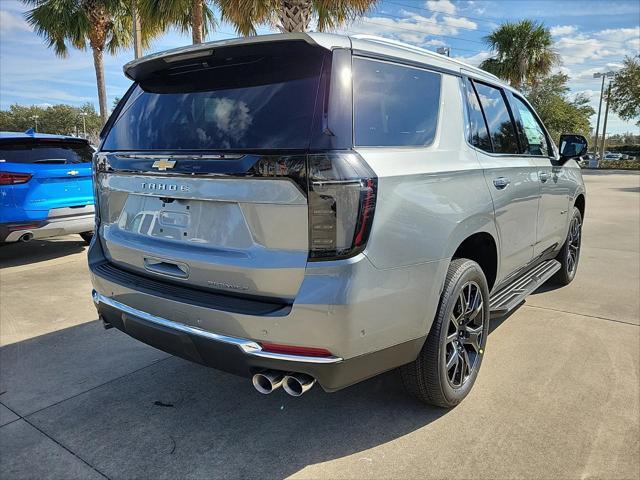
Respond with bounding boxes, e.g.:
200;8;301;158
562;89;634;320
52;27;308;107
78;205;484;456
132;0;143;59
278;0;312;32
92;47;108;125
192;0;204;44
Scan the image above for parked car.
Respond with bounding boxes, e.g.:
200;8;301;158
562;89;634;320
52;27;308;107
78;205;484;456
0;131;95;244
90;33;586;407
604;152;623;160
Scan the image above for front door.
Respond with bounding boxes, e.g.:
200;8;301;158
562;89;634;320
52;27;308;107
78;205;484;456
509;94;571;256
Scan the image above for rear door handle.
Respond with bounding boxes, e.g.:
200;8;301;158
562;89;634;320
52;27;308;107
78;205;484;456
539;172;550;183
493;177;510;190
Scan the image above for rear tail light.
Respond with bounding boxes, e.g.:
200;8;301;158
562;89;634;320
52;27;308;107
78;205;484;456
0;172;32;185
307;152;377;260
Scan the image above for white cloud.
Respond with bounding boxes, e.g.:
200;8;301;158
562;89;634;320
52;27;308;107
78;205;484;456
455;50;491;67
442;15;477;30
554;27;639;66
425;0;457;15
0;10;31;35
348;6;476;48
550;25;577;36
424;39;447;47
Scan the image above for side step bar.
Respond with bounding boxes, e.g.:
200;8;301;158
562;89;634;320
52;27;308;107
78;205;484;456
489;259;561;318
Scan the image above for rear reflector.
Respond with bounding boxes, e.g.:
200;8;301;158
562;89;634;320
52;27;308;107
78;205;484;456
8;223;40;231
0;172;32;185
259;342;333;358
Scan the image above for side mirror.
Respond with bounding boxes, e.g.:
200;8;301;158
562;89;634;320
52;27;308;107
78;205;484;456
559;134;588;162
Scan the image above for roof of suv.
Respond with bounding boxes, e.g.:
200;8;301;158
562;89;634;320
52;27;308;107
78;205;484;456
123;32;501;86
0;131;90;143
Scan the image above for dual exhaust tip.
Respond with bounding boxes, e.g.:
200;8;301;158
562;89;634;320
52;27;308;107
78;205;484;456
252;370;315;397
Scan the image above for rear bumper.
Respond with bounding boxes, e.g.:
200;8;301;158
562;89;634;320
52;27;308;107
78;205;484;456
89;237;445;391
93;290;424;391
1;205;94;242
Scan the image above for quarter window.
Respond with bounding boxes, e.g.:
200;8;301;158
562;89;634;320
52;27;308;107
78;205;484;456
473;82;519;154
353;58;441;147
512;96;549;156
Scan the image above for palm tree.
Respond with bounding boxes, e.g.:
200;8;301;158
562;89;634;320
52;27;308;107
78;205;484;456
23;0;161;124
479;20;559;90
218;0;378;35
137;0;217;44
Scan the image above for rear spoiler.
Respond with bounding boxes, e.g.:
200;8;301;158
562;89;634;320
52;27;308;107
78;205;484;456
123;32;350;82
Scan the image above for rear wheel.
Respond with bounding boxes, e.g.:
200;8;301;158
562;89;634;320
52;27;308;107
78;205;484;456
552;207;582;286
401;258;489;407
79;231;94;245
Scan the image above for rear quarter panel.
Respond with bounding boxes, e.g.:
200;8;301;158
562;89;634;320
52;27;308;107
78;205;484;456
353;74;497;341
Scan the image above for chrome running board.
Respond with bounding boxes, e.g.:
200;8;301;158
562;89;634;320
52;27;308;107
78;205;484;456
489;259;561;318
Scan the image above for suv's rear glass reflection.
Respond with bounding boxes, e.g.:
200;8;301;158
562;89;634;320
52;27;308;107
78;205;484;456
103;45;327;151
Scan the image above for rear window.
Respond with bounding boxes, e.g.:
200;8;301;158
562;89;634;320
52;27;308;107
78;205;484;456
353;57;441;147
0;141;93;164
103;45;327;151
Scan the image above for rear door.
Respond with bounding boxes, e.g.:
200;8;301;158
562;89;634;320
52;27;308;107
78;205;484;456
464;78;539;280
96;41;330;302
0;139;93;212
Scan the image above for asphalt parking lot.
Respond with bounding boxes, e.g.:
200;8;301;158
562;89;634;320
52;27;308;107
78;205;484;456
0;170;638;480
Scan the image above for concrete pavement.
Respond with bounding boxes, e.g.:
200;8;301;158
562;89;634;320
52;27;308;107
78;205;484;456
1;170;638;479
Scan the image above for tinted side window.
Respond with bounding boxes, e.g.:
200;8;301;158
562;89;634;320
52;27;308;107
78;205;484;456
473;82;519;154
512;96;549;156
464;79;492;152
353;58;441;147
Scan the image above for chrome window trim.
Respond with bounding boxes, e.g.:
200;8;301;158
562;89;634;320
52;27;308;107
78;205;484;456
92;291;343;364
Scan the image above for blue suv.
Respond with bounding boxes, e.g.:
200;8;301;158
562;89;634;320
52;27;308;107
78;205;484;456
0;131;95;244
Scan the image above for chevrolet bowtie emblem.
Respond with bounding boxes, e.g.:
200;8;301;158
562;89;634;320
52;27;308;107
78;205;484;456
152;159;176;171
67;170;79;176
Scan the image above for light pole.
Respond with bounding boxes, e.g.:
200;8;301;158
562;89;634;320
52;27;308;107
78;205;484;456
30;115;39;132
600;80;613;160
592;71;615;159
79;112;88;137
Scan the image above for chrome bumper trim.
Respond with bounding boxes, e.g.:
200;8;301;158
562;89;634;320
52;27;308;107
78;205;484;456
92;290;343;364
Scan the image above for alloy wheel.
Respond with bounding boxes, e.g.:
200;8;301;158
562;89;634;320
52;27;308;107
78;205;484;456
567;215;582;274
445;281;485;388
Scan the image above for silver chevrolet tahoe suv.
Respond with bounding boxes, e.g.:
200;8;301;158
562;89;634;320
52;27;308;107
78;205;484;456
90;33;586;407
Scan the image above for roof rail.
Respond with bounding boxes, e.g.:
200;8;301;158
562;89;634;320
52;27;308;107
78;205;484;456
350;34;500;81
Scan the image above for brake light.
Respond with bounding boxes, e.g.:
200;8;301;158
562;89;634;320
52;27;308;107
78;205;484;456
0;172;32;185
307;152;377;260
260;342;333;358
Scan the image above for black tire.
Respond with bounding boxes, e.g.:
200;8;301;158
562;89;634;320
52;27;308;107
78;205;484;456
79;231;94;245
552;207;582;286
401;258;490;408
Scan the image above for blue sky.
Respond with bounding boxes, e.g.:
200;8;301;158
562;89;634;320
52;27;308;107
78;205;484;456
1;0;639;134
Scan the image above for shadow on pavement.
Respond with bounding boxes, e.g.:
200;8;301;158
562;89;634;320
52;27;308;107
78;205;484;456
0;237;86;268
1;322;450;479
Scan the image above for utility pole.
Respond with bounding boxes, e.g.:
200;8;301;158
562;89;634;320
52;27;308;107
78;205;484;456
600;80;612;160
80;112;88;137
593;71;615;159
30;115;39;132
132;0;142;59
